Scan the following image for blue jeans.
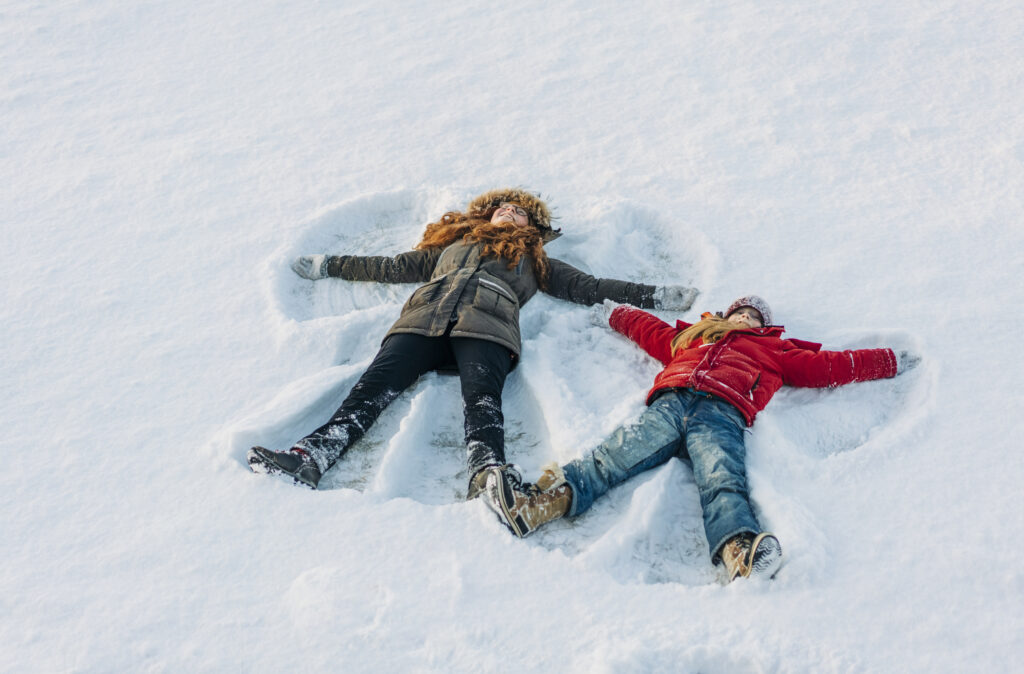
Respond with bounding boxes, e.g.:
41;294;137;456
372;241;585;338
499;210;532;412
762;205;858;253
562;388;761;561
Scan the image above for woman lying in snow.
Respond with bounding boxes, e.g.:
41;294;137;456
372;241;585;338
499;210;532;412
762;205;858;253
483;296;920;583
247;188;698;495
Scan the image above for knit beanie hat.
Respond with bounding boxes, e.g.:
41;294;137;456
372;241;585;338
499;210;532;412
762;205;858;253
723;295;774;327
466;188;561;242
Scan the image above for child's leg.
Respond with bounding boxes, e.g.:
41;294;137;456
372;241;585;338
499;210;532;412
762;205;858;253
561;391;688;517
684;398;761;561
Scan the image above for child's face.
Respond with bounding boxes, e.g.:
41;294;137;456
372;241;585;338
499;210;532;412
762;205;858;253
726;307;764;329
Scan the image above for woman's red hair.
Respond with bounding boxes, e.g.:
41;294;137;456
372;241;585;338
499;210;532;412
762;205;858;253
415;207;550;288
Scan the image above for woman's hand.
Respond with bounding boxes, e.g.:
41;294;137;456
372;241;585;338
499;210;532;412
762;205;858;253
653;285;699;311
291;255;329;280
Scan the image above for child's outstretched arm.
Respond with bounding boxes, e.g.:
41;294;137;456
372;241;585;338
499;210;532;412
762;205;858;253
779;343;899;388
607;303;679;365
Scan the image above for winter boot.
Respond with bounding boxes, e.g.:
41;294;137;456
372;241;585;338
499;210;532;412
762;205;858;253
468;460;562;500
718;532;783;582
247;446;322;489
483;465;572;538
535;462;568;492
479;464;520;516
466;464;500;501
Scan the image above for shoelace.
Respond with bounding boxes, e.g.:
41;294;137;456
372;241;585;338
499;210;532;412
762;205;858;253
500;464;524;489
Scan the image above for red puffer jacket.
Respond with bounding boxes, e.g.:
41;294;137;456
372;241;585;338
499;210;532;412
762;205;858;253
609;305;897;426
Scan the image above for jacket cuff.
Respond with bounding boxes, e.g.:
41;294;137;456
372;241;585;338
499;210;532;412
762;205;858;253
608;304;633;332
326;255;346;277
885;348;898;377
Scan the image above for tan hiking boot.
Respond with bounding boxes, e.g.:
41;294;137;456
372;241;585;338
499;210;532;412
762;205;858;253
535;462;568;492
718;532;783;582
484;466;572;538
467;467;491;500
467;463;521;500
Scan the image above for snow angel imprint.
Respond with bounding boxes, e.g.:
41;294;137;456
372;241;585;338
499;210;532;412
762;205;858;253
248;188;699;498
483;296;921;583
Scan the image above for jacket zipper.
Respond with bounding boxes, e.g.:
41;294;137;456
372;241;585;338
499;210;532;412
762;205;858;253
447;244;485;323
692;334;726;388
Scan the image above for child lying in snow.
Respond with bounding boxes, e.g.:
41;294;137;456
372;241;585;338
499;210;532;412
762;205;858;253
482;296;919;583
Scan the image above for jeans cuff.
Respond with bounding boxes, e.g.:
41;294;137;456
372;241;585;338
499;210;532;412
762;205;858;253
562;465;586;517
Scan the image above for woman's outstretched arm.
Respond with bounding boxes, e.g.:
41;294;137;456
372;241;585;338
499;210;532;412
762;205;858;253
291;249;443;284
545;258;697;310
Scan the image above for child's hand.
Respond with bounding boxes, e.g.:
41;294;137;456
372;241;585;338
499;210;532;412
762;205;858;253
895;350;921;375
590;299;621;327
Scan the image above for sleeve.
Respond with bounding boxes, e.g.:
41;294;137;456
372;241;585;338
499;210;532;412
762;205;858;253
545;258;657;308
326;249;442;284
609;305;678;365
778;344;898;388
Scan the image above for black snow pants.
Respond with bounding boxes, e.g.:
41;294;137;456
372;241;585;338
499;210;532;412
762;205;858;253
294;332;513;492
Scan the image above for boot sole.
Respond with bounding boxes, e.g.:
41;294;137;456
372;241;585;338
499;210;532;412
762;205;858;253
488;469;531;538
723;533;784;582
748;533;783;579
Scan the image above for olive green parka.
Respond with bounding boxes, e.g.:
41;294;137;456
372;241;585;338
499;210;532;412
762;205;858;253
325;240;657;367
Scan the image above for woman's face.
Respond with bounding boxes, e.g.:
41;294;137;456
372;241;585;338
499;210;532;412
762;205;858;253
490;202;531;227
726;306;764;329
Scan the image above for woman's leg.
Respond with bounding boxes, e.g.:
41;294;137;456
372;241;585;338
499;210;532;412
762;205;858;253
683;397;761;561
449;337;513;495
295;334;447;473
561;391;689;517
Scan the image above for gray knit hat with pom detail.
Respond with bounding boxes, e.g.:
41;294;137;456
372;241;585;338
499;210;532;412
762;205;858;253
723;295;774;327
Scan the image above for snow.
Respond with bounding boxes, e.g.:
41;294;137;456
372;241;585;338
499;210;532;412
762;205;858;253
3;0;1023;671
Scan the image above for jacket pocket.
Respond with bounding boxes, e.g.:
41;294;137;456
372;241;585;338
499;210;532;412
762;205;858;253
476;279;518;321
404;277;445;310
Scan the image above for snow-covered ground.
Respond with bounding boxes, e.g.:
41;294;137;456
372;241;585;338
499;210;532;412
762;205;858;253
4;1;1023;671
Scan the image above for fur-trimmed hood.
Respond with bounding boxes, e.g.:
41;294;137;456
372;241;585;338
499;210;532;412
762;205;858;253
466;188;562;242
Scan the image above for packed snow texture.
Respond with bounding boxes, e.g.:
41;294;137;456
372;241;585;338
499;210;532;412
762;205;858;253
3;1;1023;672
